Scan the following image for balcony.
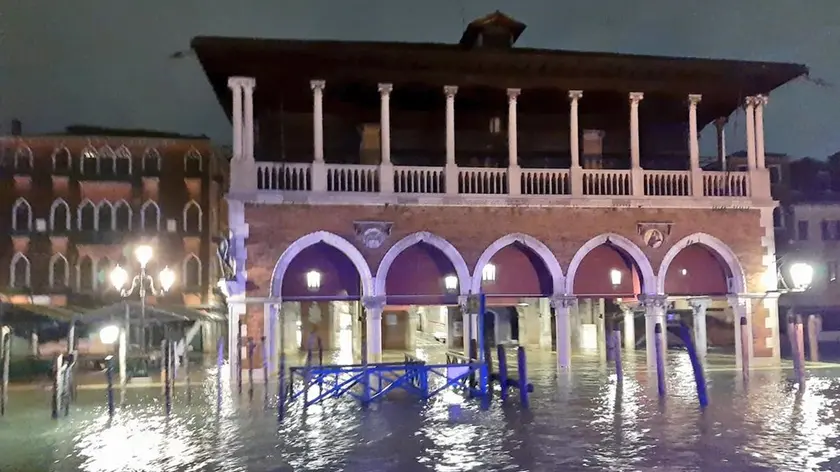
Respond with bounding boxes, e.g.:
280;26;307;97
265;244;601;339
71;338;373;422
250;161;756;206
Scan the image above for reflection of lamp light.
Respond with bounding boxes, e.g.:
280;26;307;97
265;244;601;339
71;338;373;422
610;269;622;286
110;265;128;290
159;267;175;291
789;263;814;291
306;270;322;291
444;275;458;291
99;325;120;345
482;264;496;282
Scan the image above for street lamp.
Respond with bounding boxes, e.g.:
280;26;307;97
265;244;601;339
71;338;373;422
789;262;814;292
444;275;458;292
610;269;622;287
482;264;496;283
99;325;119;345
110;244;175;355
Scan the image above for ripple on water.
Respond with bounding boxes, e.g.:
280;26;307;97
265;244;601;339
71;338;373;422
2;353;840;471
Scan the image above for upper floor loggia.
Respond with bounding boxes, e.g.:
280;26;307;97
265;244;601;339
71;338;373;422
193;11;807;205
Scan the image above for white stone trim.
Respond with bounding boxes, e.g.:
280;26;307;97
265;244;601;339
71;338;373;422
80;145;98;174
183;200;202;232
374;231;471;297
183;253;202;288
656;232;747;294
115;145;132;175
11;197;33;231
49;198;71;231
184;147;203;172
48;253;69;288
77;199;96;230
269;230;374;298
470;232;565;294
96;200;115;231
9;252;30;288
565;232;656;295
114;199;132;230
98;145;117;174
51;146;72;172
142;147;161;173
140;200;160;230
13;145;33;170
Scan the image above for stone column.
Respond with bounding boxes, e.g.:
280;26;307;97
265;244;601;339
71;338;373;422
551;295;575;369
458;296;471;355
744;97;757;170
243;81;256;160
618;301;636;350
263;302;275;372
754;95;768;169
629;92;644;196
642;295;668;370
688;94;702;196
444;86;459;195
363;296;385;362
728;295;753;370
688;297;710;360
311;80;327;191
507;88;521;195
227;78;244;158
569;90;584;196
378;83;394;193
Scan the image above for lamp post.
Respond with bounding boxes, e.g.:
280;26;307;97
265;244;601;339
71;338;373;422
109;245;175;356
777;261;813;380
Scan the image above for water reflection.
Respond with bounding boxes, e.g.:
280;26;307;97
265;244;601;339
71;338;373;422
3;353;840;471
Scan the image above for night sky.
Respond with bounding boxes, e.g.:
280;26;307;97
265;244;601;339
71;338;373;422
2;0;838;158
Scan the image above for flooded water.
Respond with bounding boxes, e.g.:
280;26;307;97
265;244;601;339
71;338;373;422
1;352;840;472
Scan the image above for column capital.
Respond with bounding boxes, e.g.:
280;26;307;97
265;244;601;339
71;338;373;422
362;295;386;312
443;85;458;97
687;296;711;314
227;76;255;89
756;94;769;106
629;92;644;104
639;294;668;310
726;294;749;309
310;79;326;91
688;94;702;105
378;83;393;95
568;90;583;101
744;95;758;107
549;295;577;309
507;88;521;100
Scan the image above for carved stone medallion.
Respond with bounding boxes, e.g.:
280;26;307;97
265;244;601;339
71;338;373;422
354;221;393;250
637;222;673;249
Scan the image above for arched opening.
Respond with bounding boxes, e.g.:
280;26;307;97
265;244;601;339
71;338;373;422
384;242;459;305
97;257;113;291
572;243;643;298
78;256;94;291
81;147;98;174
12;198;32;232
78;200;96;231
14;147;33;173
50;254;69;289
114;200;132;231
183;201;202;232
10;253;30;289
97;201;113;231
183;255;202;289
51;199;70;232
98;146;116;177
52;147;72;173
115;146;132;175
142;148;160;173
141;200;160;231
184;148;202;174
480;242;553;298
662;244;731;296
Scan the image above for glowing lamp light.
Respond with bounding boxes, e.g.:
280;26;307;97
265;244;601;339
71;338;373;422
134;245;153;269
482;263;496;283
680;268;688;276
99;325;120;345
444;275;458;291
110;265;129;291
789;262;814;291
159;266;175;292
610;269;622;287
306;270;322;291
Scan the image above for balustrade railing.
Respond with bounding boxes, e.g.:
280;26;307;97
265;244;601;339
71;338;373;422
251;162;758;200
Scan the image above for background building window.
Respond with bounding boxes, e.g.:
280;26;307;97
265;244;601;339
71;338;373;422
798;220;809;241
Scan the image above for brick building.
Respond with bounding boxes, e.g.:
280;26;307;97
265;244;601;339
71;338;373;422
0;126;229;348
193;12;807;371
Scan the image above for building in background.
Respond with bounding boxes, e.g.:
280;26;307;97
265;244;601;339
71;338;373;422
0;124;229;350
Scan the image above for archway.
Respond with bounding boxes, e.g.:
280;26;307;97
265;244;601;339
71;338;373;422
657;233;745;295
375;232;470;351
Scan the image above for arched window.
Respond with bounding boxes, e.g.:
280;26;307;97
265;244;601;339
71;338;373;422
98;146;116;176
140;200;160;231
183;254;202;288
13;146;33;173
9;252;30;289
142;148;160;173
184;147;202;174
49;253;69;289
50;198;71;232
80;146;98;175
77;199;96;231
183;200;202;232
97;200;114;231
12;198;32;232
77;256;94;291
96;257;113;291
114;200;132;231
52;147;72;173
115;145;132;175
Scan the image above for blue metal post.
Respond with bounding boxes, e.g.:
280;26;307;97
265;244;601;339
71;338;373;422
613;330;623;384
261;336;269;405
216;337;223;413
497;344;508;401
517;346;529;409
163;340;171;416
106;355;115;418
247;337;255;400
678;322;708;408
654;323;666;398
51;355;62;420
0;329;8;417
478;294;488;396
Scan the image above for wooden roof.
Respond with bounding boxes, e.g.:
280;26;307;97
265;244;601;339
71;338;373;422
192;25;807;126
